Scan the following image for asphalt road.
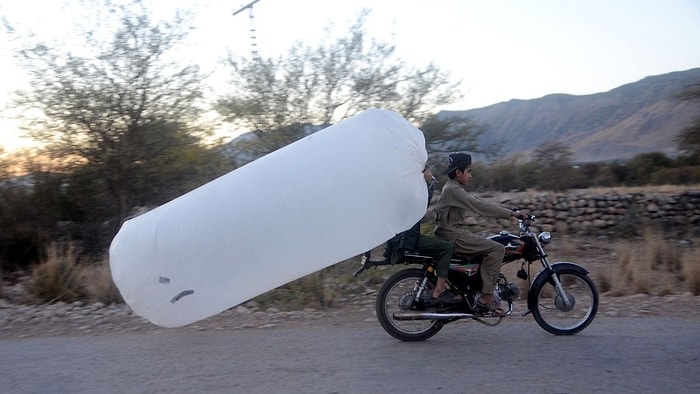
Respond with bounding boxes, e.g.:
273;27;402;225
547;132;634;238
1;316;699;394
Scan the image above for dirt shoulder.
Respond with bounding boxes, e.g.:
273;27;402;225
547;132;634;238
2;291;699;340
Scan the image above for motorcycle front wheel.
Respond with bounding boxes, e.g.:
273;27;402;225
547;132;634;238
531;269;599;335
376;268;443;341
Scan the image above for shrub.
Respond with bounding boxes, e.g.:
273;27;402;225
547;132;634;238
650;166;700;185
29;242;88;302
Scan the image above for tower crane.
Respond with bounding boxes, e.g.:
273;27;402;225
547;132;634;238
233;0;262;60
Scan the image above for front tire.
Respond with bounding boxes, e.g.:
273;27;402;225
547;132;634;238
376;268;443;341
531;269;599;335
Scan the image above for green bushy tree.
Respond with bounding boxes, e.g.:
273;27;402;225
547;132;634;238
8;0;222;226
216;11;462;158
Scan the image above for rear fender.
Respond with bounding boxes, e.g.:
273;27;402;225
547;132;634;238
526;262;590;311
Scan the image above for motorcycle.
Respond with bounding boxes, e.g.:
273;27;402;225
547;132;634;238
353;214;599;341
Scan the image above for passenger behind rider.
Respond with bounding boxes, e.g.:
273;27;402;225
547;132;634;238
385;166;460;304
434;153;528;316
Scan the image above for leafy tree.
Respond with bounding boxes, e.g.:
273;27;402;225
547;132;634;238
626;151;673;185
221;123;322;168
578;162;622;188
216;11;462;156
0;148;6;179
8;0;221;225
0;184;39;270
531;141;574;191
470;156;537;192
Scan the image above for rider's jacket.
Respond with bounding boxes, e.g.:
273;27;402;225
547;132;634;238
434;179;512;239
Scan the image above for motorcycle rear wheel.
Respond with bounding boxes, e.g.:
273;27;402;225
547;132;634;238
376;268;443;341
531;270;599;335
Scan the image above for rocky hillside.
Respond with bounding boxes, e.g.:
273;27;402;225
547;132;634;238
441;68;700;162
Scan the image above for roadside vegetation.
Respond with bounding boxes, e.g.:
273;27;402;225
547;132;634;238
23;242;121;305
593;232;700;297
1;1;699;309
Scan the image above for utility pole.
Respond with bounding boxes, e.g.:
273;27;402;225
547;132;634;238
233;0;262;60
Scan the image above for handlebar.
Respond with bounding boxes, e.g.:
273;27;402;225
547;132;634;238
517;213;535;233
511;208;532;221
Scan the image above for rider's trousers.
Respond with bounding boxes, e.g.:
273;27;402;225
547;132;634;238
415;235;454;278
435;229;505;295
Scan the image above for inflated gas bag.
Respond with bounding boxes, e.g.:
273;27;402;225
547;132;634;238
109;108;428;327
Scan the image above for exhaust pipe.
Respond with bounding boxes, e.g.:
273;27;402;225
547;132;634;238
393;312;475;321
393;304;514;321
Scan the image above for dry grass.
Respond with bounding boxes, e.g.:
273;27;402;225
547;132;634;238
29;243;87;302
598;231;700;296
682;249;700;295
83;261;123;304
251;246;404;310
252;271;331;310
29;242;121;304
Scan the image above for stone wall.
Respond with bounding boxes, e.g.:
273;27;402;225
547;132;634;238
442;190;700;235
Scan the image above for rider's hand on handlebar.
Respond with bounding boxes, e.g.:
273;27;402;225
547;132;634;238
511;210;530;220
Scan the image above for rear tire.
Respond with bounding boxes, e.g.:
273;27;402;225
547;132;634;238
376;268;443;341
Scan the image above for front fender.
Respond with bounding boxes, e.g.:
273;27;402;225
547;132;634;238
526;262;590;311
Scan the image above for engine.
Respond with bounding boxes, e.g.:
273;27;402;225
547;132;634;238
496;281;520;303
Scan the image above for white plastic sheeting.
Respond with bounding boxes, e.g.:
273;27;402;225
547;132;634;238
109;108;428;327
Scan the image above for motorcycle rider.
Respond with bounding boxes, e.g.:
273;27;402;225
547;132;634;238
434;153;528;316
385;166;460;304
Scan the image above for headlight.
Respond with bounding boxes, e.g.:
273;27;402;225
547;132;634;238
538;232;552;244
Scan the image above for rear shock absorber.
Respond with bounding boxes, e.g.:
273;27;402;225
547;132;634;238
413;266;434;302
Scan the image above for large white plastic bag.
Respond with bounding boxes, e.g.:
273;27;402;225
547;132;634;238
109;108;428;327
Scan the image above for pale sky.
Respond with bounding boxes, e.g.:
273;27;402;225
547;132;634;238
1;0;700;151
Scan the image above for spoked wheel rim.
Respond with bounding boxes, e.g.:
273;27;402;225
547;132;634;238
534;272;597;334
382;276;437;335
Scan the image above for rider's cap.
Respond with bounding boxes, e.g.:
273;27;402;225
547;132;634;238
443;153;472;174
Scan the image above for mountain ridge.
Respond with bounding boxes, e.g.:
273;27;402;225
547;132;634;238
440;68;700;162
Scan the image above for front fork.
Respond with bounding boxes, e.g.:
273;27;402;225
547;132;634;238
532;235;572;308
549;270;572;307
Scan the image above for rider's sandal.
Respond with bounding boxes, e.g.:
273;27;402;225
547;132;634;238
476;298;506;317
430;291;462;305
